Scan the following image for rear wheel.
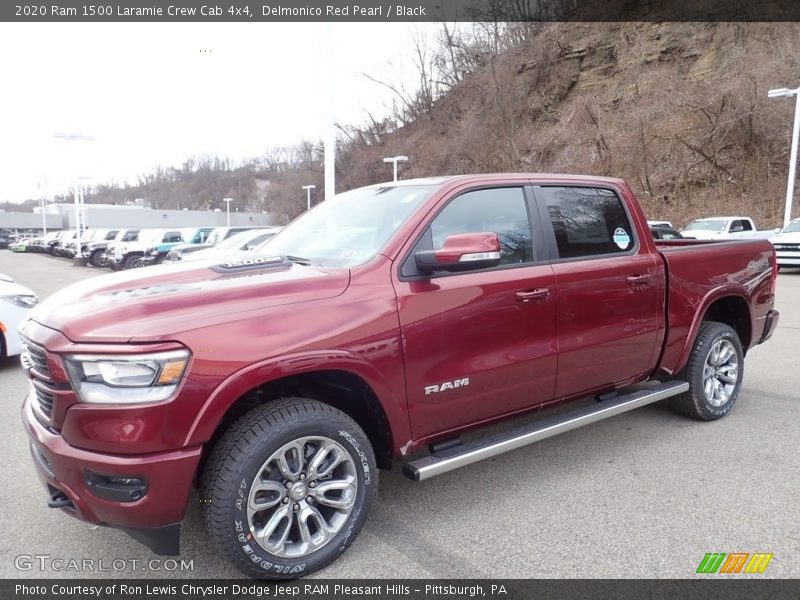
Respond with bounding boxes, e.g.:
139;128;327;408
669;321;743;421
202;398;377;579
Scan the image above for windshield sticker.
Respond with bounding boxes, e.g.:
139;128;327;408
613;228;631;249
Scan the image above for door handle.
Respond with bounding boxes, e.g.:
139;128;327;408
516;288;550;302
626;274;652;286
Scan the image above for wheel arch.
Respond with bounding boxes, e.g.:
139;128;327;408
675;291;752;374
188;354;408;472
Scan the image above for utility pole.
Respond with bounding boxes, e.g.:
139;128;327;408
223;198;233;226
768;87;800;227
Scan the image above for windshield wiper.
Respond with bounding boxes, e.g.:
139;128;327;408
285;255;313;266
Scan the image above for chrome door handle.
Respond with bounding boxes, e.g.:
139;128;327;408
626;274;652;286
516;288;550;302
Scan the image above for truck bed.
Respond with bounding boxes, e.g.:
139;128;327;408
654;237;776;375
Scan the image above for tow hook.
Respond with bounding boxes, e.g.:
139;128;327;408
47;490;74;509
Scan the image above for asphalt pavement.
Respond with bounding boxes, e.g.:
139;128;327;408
0;252;798;579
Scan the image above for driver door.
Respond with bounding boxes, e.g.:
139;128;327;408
392;185;557;440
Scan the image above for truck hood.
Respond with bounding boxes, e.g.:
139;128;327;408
29;259;350;343
771;231;800;243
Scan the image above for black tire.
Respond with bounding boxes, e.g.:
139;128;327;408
123;254;142;269
89;250;106;268
202;398;377;579
669;321;744;421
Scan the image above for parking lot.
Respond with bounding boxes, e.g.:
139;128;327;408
0;251;798;579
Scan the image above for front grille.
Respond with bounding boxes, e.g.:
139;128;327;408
21;339;50;378
774;244;800;250
34;387;55;420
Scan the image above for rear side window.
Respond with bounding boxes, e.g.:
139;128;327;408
539;187;634;259
430;187;533;266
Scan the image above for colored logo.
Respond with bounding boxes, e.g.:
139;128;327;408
696;552;773;574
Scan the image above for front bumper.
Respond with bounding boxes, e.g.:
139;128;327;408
21;391;201;554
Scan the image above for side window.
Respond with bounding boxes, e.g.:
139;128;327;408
429;187;533;266
739;220;753;231
164;231;182;243
539;187;634;259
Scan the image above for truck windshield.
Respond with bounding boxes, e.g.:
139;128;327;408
257;184;436;267
781;221;800;233
684;219;727;231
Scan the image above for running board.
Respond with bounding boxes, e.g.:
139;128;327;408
403;380;689;482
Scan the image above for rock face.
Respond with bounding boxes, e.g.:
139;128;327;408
339;23;800;227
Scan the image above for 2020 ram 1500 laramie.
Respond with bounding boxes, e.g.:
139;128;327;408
20;174;779;579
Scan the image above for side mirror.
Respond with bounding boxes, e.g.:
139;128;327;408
730;225;743;232
415;232;501;274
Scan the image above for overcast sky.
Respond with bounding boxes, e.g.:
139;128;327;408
0;22;437;203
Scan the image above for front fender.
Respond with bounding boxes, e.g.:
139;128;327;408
183;349;411;454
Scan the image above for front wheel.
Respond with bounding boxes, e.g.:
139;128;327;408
202;399;377;579
669;321;744;421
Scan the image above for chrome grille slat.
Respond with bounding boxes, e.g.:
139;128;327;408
33;386;55;420
21;338;50;378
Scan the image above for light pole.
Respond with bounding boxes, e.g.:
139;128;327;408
382;155;408;182
223;198;233;227
39;197;48;236
769;87;800;228
53;132;93;253
302;185;316;211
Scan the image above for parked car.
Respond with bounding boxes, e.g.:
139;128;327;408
165;226;267;261
108;229;172;270
44;231;67;255
84;229;140;267
0;272;38;357
141;227;214;266
0;231;10;249
176;227;283;263
770;218;800;269
681;216;776;240
19;174;779;579
8;239;30;252
649;225;683;240
52;230;79;257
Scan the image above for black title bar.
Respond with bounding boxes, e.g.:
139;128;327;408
4;0;800;22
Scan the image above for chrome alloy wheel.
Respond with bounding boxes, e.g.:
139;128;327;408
702;339;739;407
246;436;358;558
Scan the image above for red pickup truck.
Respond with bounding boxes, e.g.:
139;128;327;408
20;174;779;579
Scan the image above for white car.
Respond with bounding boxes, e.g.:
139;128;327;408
0;273;38;357
770;218;800;268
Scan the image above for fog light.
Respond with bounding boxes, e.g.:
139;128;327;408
84;471;148;503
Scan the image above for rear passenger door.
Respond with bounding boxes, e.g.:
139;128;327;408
532;186;663;399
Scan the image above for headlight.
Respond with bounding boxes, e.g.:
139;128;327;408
64;349;190;404
2;294;38;308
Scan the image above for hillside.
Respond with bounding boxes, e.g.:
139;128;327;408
338;22;800;227
45;22;800;227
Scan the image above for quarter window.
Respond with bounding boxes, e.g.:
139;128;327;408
539;187;634;259
429;187;533;266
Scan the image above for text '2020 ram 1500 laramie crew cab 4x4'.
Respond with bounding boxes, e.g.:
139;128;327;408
20;174;779;579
